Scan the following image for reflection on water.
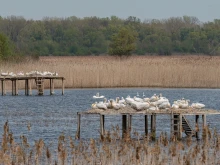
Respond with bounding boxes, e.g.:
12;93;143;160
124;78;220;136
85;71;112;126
0;88;220;144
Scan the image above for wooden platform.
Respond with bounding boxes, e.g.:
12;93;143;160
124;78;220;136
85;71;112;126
0;76;65;96
75;108;220;140
79;107;220;115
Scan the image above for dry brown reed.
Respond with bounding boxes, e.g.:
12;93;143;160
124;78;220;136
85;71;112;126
0;123;219;164
0;124;217;165
1;55;220;89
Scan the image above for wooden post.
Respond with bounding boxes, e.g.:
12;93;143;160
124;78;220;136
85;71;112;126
50;79;55;95
151;113;156;140
62;78;64;95
100;114;105;139
27;79;29;95
75;112;81;139
50;79;52;95
25;79;27;95
195;115;199;140
202;114;206;128
145;115;148;136
127;115;132;138
3;80;6;95
29;79;32;95
12;80;14;96
1;80;3;96
52;79;54;95
15;80;18;95
170;112;174;137
179;114;182;139
122;115;127;138
2;79;6;96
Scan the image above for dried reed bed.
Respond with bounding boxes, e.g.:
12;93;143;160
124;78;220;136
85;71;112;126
1;55;220;89
0;122;219;165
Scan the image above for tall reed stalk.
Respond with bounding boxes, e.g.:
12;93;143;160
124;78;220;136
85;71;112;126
1;55;220;89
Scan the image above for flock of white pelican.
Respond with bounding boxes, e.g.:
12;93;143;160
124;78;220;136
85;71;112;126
1;70;58;77
92;92;205;111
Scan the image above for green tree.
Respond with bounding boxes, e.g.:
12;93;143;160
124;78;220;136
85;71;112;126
108;27;137;56
0;33;12;60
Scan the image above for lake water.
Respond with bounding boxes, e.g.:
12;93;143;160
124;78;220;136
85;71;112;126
0;88;220;145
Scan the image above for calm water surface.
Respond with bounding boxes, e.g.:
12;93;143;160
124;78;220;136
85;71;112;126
0;88;220;145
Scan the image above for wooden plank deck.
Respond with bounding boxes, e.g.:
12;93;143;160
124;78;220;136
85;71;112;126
79;107;220;115
0;76;65;80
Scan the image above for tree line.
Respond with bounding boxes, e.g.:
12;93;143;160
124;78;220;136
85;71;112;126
0;15;220;58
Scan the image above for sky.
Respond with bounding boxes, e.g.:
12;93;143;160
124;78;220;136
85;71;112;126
0;0;219;22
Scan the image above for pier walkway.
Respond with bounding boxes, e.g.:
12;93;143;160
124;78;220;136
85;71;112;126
75;108;220;140
0;76;65;96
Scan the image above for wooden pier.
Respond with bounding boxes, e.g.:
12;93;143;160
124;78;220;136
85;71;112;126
75;108;220;140
0;76;65;96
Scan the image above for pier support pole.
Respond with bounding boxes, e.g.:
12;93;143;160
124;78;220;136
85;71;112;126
15;80;18;95
195;115;199;140
127;115;132;138
50;79;52;95
145;115;148;137
1;80;3;96
100;114;105;140
1;80;6;95
26;79;29;96
62;78;64;95
50;79;55;95
202;114;206;128
179;114;182;140
12;80;18;96
122;115;127;138
12;80;14;96
25;79;27;95
75;112;81;139
28;79;32;95
151;113;156;140
170;112;174;138
52;79;54;95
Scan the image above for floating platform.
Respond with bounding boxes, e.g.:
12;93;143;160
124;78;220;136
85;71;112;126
0;76;65;96
76;108;220;140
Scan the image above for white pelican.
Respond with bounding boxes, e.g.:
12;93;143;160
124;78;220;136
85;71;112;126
131;101;150;111
116;97;126;104
155;97;169;105
177;99;190;109
17;71;24;76
150;94;159;102
158;101;171;109
93;93;104;99
8;72;16;77
134;96;143;102
53;72;58;76
96;102;107;110
148;106;159;111
110;99;121;110
143;97;150;102
1;71;8;77
191;103;205;109
125;96;135;105
172;103;179;109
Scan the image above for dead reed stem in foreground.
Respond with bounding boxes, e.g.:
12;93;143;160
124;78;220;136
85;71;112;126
0;122;220;165
1;55;220;89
